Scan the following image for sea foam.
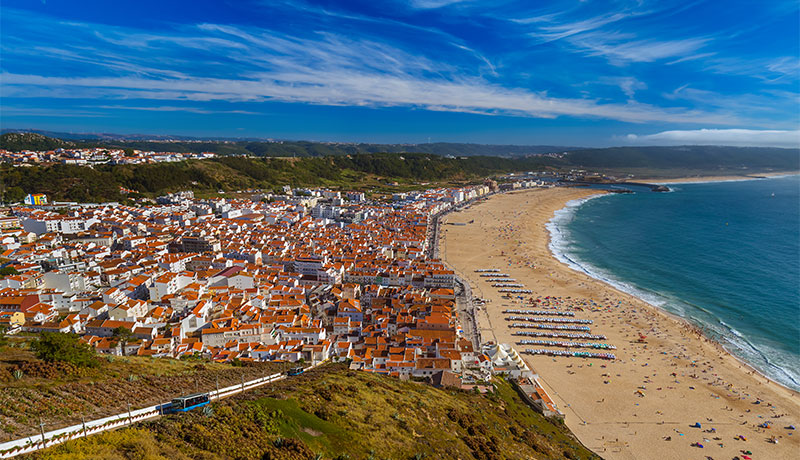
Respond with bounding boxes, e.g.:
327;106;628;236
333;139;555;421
546;188;800;390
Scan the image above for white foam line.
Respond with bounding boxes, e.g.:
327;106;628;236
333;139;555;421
546;193;800;391
652;173;800;185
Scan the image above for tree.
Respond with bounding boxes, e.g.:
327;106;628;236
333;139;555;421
112;326;134;355
0;266;20;278
30;332;98;367
5;186;25;203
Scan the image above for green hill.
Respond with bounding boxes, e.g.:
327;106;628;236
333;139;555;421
0;154;557;203
2;133;798;204
30;364;599;460
563;145;799;170
0;132;75;152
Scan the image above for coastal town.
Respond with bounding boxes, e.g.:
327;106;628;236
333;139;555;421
1;0;798;457
0;171;798;460
0;146;217;166
0;179;564;405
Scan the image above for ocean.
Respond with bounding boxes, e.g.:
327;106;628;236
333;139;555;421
547;175;800;391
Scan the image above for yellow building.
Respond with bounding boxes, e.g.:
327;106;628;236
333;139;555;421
0;311;25;328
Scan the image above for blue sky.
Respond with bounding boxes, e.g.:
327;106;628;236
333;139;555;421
1;0;798;147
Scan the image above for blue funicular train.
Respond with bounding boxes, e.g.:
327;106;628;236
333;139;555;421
159;393;211;415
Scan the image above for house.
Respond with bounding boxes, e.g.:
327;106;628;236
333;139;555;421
84;319;138;337
336;299;363;322
0;311;25;328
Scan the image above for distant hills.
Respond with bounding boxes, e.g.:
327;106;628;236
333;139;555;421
0;132;76;152
1;132;798;203
563;145;799;171
2;131;798;169
1;129;575;157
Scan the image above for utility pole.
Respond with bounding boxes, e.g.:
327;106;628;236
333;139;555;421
81;415;87;438
127;401;132;425
38;416;46;445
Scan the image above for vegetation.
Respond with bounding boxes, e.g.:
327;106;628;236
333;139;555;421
0;154;555;203
0;132;75;152
2;133;797;203
31;364;600;460
29;333;99;368
0;266;20;277
0;345;285;440
563;145;800;170
2;132;572;157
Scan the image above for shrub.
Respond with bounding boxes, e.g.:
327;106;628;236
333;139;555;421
30;332;98;367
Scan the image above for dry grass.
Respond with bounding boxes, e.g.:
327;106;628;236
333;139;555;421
33;364;600;460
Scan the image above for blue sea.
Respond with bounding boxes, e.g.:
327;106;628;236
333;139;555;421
547;175;800;391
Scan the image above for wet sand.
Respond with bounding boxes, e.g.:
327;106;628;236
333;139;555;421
442;187;799;460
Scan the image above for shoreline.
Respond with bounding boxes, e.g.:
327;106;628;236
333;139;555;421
544;190;799;393
639;170;799;184
442;186;800;460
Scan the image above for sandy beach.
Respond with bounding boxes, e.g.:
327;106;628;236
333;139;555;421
641;171;799;184
442;187;800;460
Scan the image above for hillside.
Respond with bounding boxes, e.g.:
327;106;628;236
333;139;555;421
2;130;574;157
0;345;283;442
30;364;600;460
0;133;75;152
0;154;558;203
2;133;798;203
2;132;798;168
564;145;800;170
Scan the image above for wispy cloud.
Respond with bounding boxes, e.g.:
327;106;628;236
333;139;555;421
0;11;746;125
664;84;799;117
1;1;797;137
94;105;259;115
570;32;710;64
520;4;712;64
407;0;470;9
704;56;800;82
623;128;800;148
534;12;636;42
597;76;647;99
0;69;745;125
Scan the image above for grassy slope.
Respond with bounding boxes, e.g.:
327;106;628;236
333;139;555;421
31;364;600;460
0;345;284;441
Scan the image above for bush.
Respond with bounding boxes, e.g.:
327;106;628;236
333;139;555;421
0;266;19;277
30;332;98;368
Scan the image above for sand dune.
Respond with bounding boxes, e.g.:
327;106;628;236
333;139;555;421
442;187;799;460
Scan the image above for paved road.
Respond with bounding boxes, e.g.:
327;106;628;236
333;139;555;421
427;199;485;350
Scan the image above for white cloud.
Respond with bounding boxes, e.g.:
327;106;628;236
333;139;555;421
93;105;258;115
408;0;469;9
623;129;800;148
535;12;635;42
0;9;773;126
1;71;743;125
569;31;709;64
598;76;647;98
